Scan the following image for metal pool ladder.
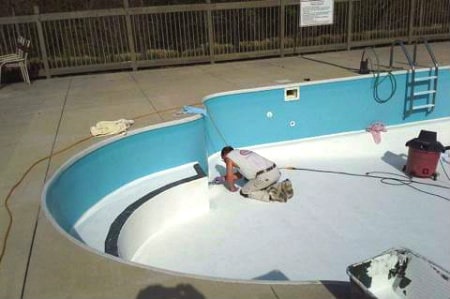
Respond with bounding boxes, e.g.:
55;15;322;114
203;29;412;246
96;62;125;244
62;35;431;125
390;38;439;116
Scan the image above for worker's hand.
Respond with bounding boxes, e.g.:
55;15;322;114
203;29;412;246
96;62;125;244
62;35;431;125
212;176;225;184
229;184;239;192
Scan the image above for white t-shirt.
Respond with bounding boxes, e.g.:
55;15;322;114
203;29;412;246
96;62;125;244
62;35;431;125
227;149;274;179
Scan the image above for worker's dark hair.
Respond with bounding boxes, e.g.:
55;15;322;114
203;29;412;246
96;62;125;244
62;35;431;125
221;146;234;157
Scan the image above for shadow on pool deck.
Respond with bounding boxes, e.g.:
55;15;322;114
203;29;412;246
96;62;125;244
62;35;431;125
0;41;449;299
136;284;206;299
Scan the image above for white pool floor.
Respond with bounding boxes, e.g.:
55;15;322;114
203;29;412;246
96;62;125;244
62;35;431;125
77;119;450;282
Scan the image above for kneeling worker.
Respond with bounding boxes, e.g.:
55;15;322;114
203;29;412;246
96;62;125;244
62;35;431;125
215;146;293;202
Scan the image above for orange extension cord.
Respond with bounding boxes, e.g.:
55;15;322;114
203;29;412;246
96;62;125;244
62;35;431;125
0;104;202;267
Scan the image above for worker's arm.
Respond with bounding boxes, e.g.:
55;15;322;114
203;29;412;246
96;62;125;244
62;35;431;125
224;157;239;192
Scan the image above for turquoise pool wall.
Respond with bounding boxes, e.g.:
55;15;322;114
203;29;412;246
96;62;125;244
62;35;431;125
203;68;450;155
46;117;206;233
44;69;450;235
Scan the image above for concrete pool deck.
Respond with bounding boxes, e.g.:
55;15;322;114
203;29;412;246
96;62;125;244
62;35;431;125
1;41;449;299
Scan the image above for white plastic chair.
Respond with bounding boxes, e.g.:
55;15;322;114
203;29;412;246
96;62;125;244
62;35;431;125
0;36;31;85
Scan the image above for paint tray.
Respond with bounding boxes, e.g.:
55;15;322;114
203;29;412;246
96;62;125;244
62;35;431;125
346;248;450;299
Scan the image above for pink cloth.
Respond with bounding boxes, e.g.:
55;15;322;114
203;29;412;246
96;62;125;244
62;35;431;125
366;122;387;144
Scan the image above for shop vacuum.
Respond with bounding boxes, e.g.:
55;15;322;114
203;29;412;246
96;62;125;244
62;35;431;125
403;130;450;180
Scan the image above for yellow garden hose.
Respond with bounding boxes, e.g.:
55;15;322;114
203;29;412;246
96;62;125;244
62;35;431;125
0;103;202;267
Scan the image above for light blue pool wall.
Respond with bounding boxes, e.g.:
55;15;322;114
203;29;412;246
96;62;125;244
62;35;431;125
44;68;449;236
203;68;450;155
46;117;207;233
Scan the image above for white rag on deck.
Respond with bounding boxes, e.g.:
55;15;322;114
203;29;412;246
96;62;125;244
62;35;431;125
90;119;135;136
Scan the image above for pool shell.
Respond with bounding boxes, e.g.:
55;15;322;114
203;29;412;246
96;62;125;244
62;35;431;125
42;67;450;282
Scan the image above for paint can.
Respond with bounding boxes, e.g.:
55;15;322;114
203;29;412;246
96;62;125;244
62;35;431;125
347;247;450;299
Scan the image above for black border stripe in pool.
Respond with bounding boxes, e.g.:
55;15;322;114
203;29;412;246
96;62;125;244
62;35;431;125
105;163;206;256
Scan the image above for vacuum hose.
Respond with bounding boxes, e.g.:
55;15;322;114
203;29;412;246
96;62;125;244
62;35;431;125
360;47;397;103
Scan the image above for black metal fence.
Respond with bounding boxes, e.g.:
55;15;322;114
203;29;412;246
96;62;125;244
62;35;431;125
1;0;449;79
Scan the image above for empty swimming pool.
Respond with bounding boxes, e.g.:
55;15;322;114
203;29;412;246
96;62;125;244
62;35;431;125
42;67;450;282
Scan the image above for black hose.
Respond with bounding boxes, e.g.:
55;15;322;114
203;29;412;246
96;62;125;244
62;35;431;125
281;167;450;202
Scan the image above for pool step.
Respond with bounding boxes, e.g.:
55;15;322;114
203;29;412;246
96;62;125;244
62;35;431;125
414;75;438;83
412;104;435;111
413;90;436;97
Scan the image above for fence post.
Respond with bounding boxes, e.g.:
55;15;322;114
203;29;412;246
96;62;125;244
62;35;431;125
123;0;137;71
408;0;416;43
33;6;50;79
11;6;21;37
206;0;215;64
280;0;285;57
346;0;353;50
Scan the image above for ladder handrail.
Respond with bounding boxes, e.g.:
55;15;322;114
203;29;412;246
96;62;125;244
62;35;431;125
390;40;416;114
388;38;439;117
389;40;415;71
414;37;439;69
416;38;439;113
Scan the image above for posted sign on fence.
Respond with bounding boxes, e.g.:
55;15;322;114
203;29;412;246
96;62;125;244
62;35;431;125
300;0;334;27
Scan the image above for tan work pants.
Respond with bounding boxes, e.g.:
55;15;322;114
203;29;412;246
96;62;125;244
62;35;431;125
240;168;281;202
